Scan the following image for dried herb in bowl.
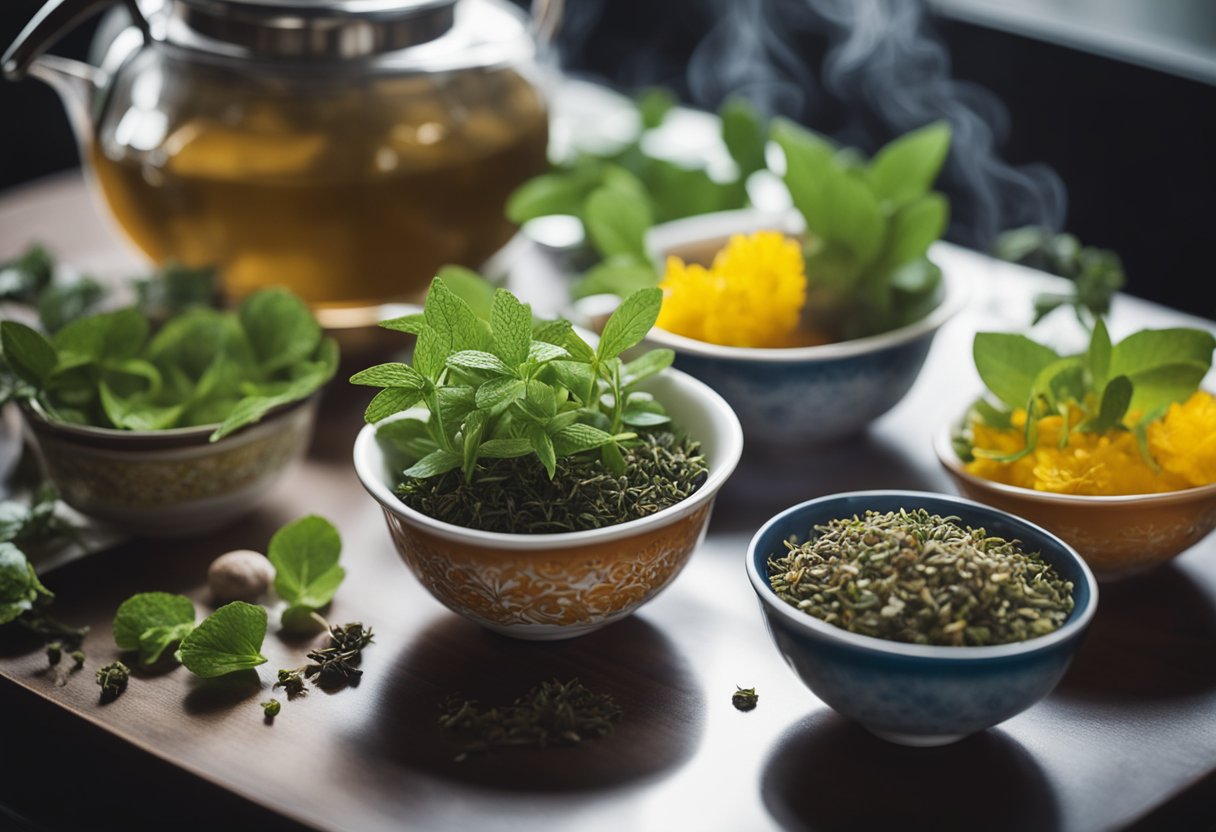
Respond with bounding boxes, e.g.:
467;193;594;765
767;509;1074;646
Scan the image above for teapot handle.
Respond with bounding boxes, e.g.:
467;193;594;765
2;0;148;80
530;0;563;48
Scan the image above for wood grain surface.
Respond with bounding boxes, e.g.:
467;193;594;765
3;174;1216;832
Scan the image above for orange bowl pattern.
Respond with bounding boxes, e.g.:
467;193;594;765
381;502;713;639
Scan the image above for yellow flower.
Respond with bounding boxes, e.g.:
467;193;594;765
1148;392;1216;487
656;231;816;348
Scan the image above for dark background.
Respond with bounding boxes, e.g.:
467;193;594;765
1;0;1214;315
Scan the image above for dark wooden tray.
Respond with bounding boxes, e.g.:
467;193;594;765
3;176;1216;831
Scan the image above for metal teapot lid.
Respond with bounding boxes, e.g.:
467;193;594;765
3;0;503;78
169;0;457;59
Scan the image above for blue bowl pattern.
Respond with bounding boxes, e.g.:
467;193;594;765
669;335;934;445
746;491;1098;746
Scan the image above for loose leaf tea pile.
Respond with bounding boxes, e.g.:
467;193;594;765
438;678;623;762
397;431;706;534
768;509;1074;646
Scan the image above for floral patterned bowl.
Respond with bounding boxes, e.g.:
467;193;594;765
21;396;318;537
642;209;969;447
934;424;1216;581
353;369;744;641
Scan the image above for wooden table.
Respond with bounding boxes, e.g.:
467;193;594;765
3;172;1216;832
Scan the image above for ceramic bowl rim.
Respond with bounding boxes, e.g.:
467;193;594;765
641;208;970;363
20;393;319;448
746;489;1099;661
352;367;744;550
933;418;1216;506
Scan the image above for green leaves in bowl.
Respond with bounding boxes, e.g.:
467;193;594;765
0;288;337;441
355;277;674;483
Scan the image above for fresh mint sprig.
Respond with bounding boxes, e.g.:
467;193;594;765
112;592;196;665
177;602;268;678
355;279;671;481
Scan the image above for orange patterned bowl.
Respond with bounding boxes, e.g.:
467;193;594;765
934;424;1216;581
353;369;744;640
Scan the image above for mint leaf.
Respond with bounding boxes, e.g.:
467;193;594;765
973;333;1061;410
209;336;338;440
435;265;495;321
0;543;37;623
597;288;663;361
474;376;526;410
528;426;557;478
376;417;436;472
365;387;425;424
622;348;674;387
875;194;948;273
773;119;836;229
477;437;533;458
350;362;426;389
112;592;196;659
527;342;569;364
238;288;322;375
506;169;599;224
551;423;615;456
583;186;652;260
1127;363;1210;415
379;313;426;335
446;350;514;376
424;278;491;360
178;601;268;678
0;321;57;386
489;288;532;368
99;382;183;431
268;515;345;613
621;398;670;427
403;449;463;478
868;121;951;209
531;320;595;362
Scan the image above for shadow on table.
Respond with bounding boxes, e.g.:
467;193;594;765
358;614;704;793
761;710;1061;832
1056;563;1216;702
710;432;946;534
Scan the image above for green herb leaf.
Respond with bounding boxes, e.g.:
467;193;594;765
571;255;660;300
267;515;345;612
721;97;768;177
178;601;268;678
583;187;652;261
868;121;951;209
474;376;526;410
55;307;148;365
350;362;426;389
446;350;514;376
506;169;600;224
1082;375;1132;434
532;320;595;362
1109;328;1216;380
403;448;463;478
365;386;425;423
637;87;676;130
876;193;948;273
973;333;1062;410
551;423;615;456
597;288;663;361
1087;318;1112;390
435;266;495;321
622;348;674;386
528;426;557;479
477;437;534;458
379;314;426;335
238;289;322;375
0;321;57;386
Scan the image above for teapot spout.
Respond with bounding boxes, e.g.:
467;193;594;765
25;55;105;141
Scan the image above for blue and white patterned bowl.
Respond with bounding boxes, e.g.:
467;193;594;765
644;210;969;446
746;490;1098;747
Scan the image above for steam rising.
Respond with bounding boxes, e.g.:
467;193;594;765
556;0;1068;249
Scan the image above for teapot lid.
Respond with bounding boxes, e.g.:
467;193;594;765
170;0;456;59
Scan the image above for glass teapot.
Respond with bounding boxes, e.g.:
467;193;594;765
3;0;558;326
